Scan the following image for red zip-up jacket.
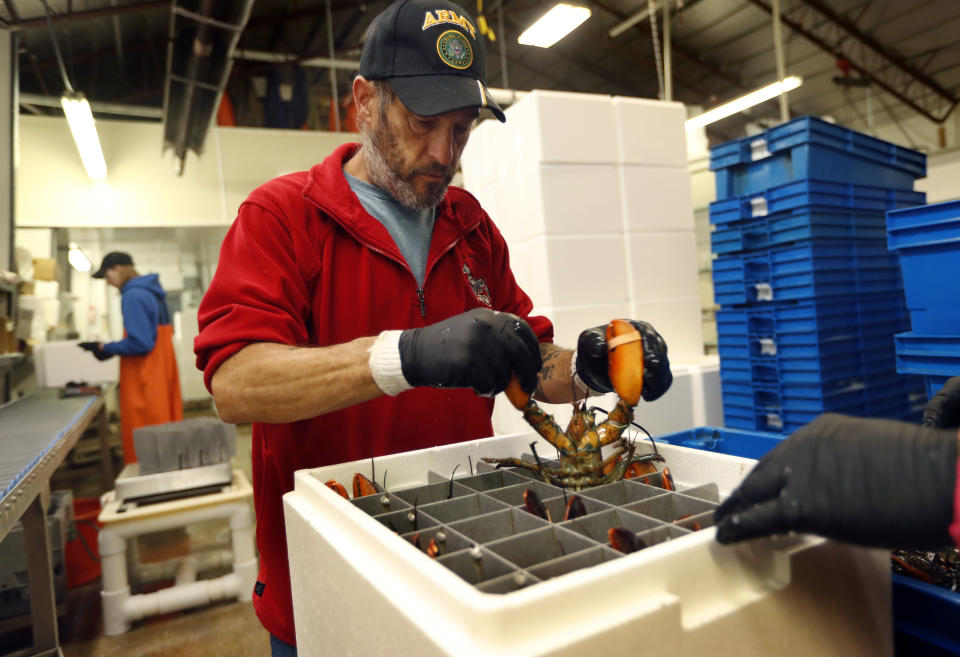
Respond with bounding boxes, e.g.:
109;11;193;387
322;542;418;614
194;143;553;645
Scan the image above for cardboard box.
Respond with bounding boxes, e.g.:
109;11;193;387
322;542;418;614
32;258;62;282
18;280;35;296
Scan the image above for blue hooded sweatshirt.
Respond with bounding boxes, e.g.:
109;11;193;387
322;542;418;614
103;274;171;357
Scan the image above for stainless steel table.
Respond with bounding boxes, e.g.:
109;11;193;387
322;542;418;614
0;385;114;657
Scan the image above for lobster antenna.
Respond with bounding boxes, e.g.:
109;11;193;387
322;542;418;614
448;464;461;499
468;455;474;476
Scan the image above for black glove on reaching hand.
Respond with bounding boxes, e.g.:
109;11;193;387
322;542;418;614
923;377;960;428
715;413;959;549
398;308;542;397
575;320;672;401
78;341;112;362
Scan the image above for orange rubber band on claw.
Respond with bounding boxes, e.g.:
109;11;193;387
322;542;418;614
606;330;642;351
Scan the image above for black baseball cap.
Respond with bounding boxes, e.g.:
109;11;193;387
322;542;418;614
359;0;506;122
92;251;134;278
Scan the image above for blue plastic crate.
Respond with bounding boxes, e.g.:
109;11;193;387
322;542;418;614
894;332;960;378
654;426;784;460
712;242;904;306
886;199;960;334
892;574;960;656
716;294;910;346
709;179;926;226
710;116;925;200
711;208;890;255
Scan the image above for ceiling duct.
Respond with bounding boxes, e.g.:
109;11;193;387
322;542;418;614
162;0;254;175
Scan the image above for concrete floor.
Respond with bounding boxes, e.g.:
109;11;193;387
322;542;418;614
4;414;271;657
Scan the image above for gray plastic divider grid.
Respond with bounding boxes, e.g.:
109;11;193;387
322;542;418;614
347;460;720;594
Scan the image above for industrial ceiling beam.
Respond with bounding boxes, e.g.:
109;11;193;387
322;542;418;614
746;0;958;123
3;1;169;32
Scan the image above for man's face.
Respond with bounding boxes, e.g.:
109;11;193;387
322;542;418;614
104;266;122;289
362;89;477;210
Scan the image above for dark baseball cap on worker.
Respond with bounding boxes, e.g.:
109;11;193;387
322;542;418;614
359;0;506;122
92;251;134;278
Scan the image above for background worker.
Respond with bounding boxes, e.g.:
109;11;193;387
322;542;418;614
715;376;960;550
79;251;182;464
194;1;672;654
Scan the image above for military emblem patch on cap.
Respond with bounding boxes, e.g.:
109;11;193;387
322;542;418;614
436;29;473;69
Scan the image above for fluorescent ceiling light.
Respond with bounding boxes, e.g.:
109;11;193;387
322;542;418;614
685;76;803;130
61;93;107;180
68;242;92;272
518;4;591;48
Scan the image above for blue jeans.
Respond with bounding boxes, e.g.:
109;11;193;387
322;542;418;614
270;635;298;657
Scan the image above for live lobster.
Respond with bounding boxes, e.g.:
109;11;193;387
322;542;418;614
482;319;671;491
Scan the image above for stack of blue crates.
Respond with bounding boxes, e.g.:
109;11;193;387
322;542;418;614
710;116;928;434
887;199;960;398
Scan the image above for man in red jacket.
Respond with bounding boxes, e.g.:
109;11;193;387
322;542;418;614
194;2;673;654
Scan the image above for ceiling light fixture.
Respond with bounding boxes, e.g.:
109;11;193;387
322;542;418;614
68;243;92;272
40;0;107;180
518;3;592;48
685;76;803;130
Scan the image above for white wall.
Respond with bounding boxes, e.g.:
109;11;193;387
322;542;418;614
16;116;358;227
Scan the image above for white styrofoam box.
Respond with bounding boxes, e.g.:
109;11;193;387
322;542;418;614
173;308;209;402
494;168;546;244
32;279;60;299
538;164;623;236
628;232;700;300
494;164;625;244
18;295;60;331
503;236;629;309
619;164;695;232
545;236;629;308
506;239;552;308
285;433;893;657
503;90;619;165
613;97;688;166
630;296;705;364
33;340;119;387
460;118;496;189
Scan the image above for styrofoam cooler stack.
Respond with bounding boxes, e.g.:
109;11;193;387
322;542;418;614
461;91;705;384
709;117;927;433
284;432;893;657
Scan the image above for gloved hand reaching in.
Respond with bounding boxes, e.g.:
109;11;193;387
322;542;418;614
923;376;960;428
369;308;542;397
714;413;959;550
574;320;672;401
78;341;112;362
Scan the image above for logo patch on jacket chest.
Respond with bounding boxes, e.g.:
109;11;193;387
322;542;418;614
462;264;491;306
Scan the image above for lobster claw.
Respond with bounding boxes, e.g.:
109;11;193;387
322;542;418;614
606;319;644;406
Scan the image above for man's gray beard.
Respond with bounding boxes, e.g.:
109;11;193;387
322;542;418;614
361;125;451;211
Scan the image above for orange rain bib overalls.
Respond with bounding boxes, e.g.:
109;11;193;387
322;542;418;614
119;300;183;464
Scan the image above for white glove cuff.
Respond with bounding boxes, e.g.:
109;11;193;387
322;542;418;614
368;330;414;396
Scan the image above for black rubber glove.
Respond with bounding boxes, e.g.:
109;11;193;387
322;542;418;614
923;377;960;428
715;413;959;549
575;320;672;401
78;341;112;361
398;308;542;397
